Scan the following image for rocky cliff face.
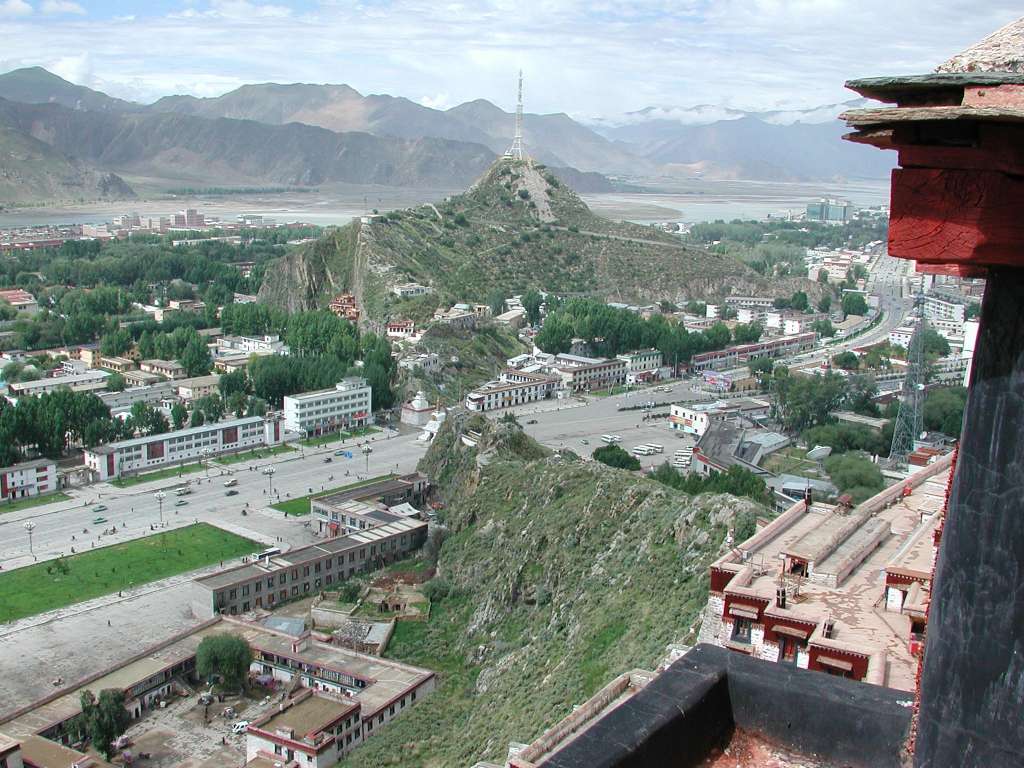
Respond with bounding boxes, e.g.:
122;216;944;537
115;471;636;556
343;414;766;768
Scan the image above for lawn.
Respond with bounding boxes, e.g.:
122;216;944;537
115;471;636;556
0;491;71;515
270;473;397;516
299;426;381;448
110;462;206;488
762;447;822;478
216;444;295;465
0;523;258;623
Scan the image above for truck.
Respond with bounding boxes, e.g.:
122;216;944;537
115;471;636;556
174;486;192;496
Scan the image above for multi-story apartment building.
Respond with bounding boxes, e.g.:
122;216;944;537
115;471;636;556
139;359;187;379
217;334;289;356
922;295;966;324
175;374;221;402
191;518;427;616
8;370;110;397
245;689;362;768
551;354;627;393
465;369;559;412
282;378;372;437
83;415;284;481
616;348;663;376
0;459;58;501
100;381;176;415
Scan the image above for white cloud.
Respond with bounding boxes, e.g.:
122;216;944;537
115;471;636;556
419;92;452;110
41;0;85;14
0;0;32;18
0;1;1020;122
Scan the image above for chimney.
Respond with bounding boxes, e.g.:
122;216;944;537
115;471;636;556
776;586;787;609
804;486;813;507
822;619;835;639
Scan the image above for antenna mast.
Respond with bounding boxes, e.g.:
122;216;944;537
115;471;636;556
504;70;525;161
889;294;928;468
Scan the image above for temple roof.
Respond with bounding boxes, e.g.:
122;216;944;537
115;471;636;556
937;16;1024;74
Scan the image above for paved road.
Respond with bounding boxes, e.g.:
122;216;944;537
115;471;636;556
0;429;429;569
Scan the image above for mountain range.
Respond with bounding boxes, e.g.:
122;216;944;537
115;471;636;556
0;66;893;206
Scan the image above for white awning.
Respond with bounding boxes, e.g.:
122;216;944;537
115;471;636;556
729;605;760;620
817;656;854;672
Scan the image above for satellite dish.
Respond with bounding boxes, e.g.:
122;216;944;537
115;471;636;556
806;445;833;461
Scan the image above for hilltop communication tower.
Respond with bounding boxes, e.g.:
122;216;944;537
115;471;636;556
504;70;525;161
888;294;928;467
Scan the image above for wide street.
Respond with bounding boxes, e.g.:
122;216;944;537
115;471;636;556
0;427;428;569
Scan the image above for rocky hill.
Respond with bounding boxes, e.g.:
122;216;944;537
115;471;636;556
0;111;134;205
0;98;495;189
341;411;765;768
258;158;816;318
0;67;136;113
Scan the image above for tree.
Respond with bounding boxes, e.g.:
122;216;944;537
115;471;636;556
846;374;881;417
196;634;252;690
218;368;249;399
195;393;226;424
832;351;859;371
811;319;835;338
920;327;951;358
817;294;832;313
521;290;543;326
773;371;848;433
817;269;830;284
824;453;884;503
841;292;869;317
592;444;641;471
732;322;763;345
171;402;188;430
487;289;506;316
227;390;248;418
190;409;205;428
106;372;126;392
79;688;130;760
923;386;968;437
99;329;132;357
181;336;212;377
790;291;809;312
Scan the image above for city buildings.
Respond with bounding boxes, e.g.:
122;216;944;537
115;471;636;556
0;459;58;501
688;333;816;373
328;293;360;322
385;320;415;339
616;348;663;380
218;334;289;357
806;198;853;224
465;369;559;412
175;374;221;402
551;354;627;393
282;378;372;437
139;359;187;379
245;689;361;768
310;473;429;538
191;518;428;615
0;288;39;316
83;415;284;481
391;283;432;299
494;309;527;329
8;370;110;397
699;454;952;690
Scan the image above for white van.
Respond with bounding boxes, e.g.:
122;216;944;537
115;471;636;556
223;478;238;488
601;435;616;444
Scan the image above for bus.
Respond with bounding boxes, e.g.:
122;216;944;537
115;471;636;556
645;444;664;454
601;435;623;444
174;486;191;496
632;446;656;456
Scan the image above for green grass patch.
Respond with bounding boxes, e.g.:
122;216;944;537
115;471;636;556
215;444;295;465
0;523;258;623
299;426;381;448
270;473;397;516
0;492;71;515
761;446;821;478
110;462;205;488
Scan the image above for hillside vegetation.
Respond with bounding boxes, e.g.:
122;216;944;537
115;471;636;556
261;159;812;318
342;412;765;768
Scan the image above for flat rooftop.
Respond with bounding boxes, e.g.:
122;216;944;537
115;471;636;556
0;614;433;741
256;692;356;738
717;456;951;691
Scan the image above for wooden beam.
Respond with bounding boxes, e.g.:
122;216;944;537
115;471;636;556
888;167;1024;271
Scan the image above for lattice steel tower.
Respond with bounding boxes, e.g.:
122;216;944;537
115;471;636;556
889;295;928;467
504;70;525;160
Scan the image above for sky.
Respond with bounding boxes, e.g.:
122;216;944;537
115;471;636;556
0;1;1020;123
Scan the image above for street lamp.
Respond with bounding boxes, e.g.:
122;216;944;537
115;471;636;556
154;490;166;525
202;449;212;478
362;445;372;474
264;466;276;496
23;521;35;560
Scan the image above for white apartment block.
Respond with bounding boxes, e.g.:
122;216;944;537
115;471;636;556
83;415;284;481
669;402;724;437
392;283;432;298
283;378;372;437
0;458;58;500
465;370;558;412
889;325;917;349
725;296;775;311
922;296;966;324
217;334;289;356
736;307;768;325
616;348;663;374
8;370;110;397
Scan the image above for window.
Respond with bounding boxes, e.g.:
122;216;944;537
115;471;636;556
731;617;752;644
255;581;261;593
242;585;249;596
303;565;310;576
291;586;298;596
229;589;237;599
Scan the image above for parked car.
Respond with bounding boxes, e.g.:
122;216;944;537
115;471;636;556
174;500;188;507
92;504;107;513
231;720;250;734
225;489;239;497
92;516;108;525
526;418;538;425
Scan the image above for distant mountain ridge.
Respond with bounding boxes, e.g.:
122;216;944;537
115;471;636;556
0;66;894;206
